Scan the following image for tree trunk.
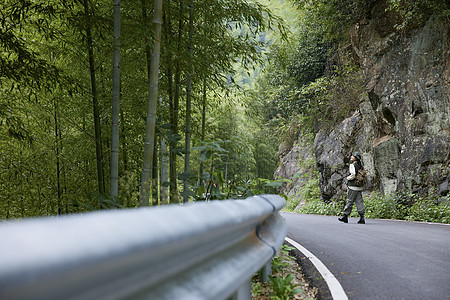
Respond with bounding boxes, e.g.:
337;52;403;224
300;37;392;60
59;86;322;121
142;0;152;77
53;100;62;215
152;136;158;205
199;77;207;186
162;5;173;205
182;0;194;203
160;136;169;204
120;106;129;207
140;0;152;205
84;0;105;196
139;0;163;206
120;110;128;171
169;0;184;204
110;0;121;201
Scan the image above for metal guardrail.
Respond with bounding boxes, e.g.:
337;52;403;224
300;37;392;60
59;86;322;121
0;194;286;300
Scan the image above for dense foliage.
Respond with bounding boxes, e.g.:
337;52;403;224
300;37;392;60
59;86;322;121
386;0;450;30
251;0;368;145
0;0;284;218
292;0;375;40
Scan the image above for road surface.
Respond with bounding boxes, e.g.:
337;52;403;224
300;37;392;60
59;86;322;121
282;212;450;300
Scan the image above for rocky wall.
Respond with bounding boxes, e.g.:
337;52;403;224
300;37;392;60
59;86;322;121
279;2;449;201
274;132;315;205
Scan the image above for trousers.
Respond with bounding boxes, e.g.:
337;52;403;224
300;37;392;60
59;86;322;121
343;189;364;215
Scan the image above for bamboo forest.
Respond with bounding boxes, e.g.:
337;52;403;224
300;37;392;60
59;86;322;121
1;0;290;218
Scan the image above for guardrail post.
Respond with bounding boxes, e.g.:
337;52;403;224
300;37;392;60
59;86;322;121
229;278;251;300
260;261;272;283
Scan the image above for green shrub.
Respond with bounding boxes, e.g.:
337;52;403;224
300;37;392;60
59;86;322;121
284;176;321;212
284;197;301;212
407;199;450;224
270;245;304;299
364;192;407;220
387;0;450;31
272;245;296;274
296;197;342;216
251;281;264;297
269;274;303;300
251;245;305;299
364;192;450;224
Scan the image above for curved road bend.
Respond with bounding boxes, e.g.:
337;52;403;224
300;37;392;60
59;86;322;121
281;212;450;300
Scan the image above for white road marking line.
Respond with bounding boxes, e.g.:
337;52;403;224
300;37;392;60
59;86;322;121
285;237;348;300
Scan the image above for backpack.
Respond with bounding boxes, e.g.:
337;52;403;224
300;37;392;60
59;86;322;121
354;169;367;187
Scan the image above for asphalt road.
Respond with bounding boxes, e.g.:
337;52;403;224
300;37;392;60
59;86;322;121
281;212;450;300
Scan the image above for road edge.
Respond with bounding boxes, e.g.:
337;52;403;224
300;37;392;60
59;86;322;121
285;237;348;300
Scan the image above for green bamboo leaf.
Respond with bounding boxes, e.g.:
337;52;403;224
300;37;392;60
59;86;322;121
199;150;212;162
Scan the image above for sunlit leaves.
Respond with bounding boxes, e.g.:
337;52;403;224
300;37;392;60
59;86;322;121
0;1;68;90
387;0;450;31
192;140;229;163
292;0;374;41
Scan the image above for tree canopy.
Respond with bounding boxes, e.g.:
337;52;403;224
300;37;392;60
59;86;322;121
0;0;285;218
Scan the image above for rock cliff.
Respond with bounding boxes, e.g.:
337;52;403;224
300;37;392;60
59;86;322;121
274;131;316;203
277;2;449;202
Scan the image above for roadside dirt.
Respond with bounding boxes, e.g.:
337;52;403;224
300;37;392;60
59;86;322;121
252;248;318;299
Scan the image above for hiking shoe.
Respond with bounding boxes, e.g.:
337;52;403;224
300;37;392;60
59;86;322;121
338;215;348;223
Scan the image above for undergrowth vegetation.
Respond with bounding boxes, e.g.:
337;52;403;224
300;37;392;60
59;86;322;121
252;245;317;299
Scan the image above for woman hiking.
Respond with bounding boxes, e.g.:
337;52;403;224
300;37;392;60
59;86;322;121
338;152;365;224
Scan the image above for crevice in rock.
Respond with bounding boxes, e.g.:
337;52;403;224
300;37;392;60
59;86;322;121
382;107;396;126
368;89;380;110
412;101;424;117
